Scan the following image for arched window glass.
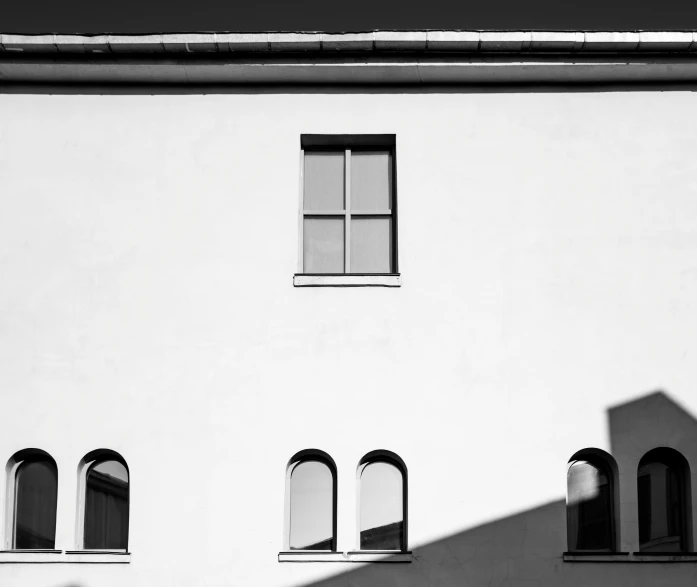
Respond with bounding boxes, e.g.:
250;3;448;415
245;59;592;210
638;449;689;552
359;458;406;551
289;460;334;550
14;458;58;549
567;458;614;551
84;459;129;550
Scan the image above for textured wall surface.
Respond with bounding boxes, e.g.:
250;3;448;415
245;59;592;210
1;89;697;586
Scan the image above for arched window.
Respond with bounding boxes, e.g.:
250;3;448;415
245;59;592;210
638;448;690;552
6;450;58;549
357;450;407;552
285;450;337;551
79;450;129;550
566;449;617;552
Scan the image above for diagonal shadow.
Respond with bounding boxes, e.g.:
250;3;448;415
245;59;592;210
303;499;566;587
291;390;697;587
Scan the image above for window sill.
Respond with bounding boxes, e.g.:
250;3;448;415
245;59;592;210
346;551;413;563
0;550;130;564
63;551;131;563
279;552;346;563
0;550;63;564
563;552;630;562
293;274;401;287
631;553;697;562
279;551;412;563
564;552;697;563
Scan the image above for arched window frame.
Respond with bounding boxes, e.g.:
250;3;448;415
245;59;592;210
4;448;58;550
76;449;130;551
283;449;337;552
566;448;619;552
356;450;408;552
637;447;692;553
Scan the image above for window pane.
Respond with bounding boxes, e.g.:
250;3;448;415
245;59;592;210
567;460;612;551
15;460;57;549
304;152;345;211
304;218;344;273
290;461;333;550
638;459;683;552
85;460;129;550
350;217;391;273
360;462;403;550
351;151;392;211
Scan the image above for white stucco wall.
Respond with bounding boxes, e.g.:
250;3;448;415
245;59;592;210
1;88;697;586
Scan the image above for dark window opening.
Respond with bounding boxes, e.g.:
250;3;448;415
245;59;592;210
84;460;129;550
567;458;615;552
638;449;688;553
14;458;58;550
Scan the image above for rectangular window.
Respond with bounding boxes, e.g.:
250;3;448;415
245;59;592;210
295;135;400;287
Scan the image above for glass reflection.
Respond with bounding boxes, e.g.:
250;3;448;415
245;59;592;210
15;459;58;549
567;460;613;551
84;460;129;550
638;454;685;552
289;461;334;550
360;461;404;551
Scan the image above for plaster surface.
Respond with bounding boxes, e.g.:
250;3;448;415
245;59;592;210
1;89;697;586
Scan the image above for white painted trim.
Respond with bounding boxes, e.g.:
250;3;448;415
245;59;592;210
74;459;95;549
346;551;413;562
0;551;130;564
293;274;401;287
278;552;346;562
278;551;412;563
282;461;299;551
3;459;22;550
63;550;131;563
0;551;64;564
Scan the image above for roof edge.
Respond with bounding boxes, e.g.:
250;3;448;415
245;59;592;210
2;31;697;54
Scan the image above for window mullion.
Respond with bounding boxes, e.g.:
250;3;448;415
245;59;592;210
345;149;351;274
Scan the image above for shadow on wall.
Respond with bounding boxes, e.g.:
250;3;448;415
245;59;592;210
294;391;697;587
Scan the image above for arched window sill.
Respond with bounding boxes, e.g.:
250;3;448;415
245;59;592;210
64;551;131;563
564;552;697;563
631;553;697;562
347;551;412;563
279;551;412;563
0;550;130;564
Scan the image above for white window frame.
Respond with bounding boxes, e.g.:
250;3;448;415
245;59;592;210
4;458;24;550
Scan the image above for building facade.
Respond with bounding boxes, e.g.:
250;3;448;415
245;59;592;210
1;30;697;587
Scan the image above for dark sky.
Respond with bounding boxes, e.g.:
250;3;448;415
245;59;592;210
3;0;697;34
